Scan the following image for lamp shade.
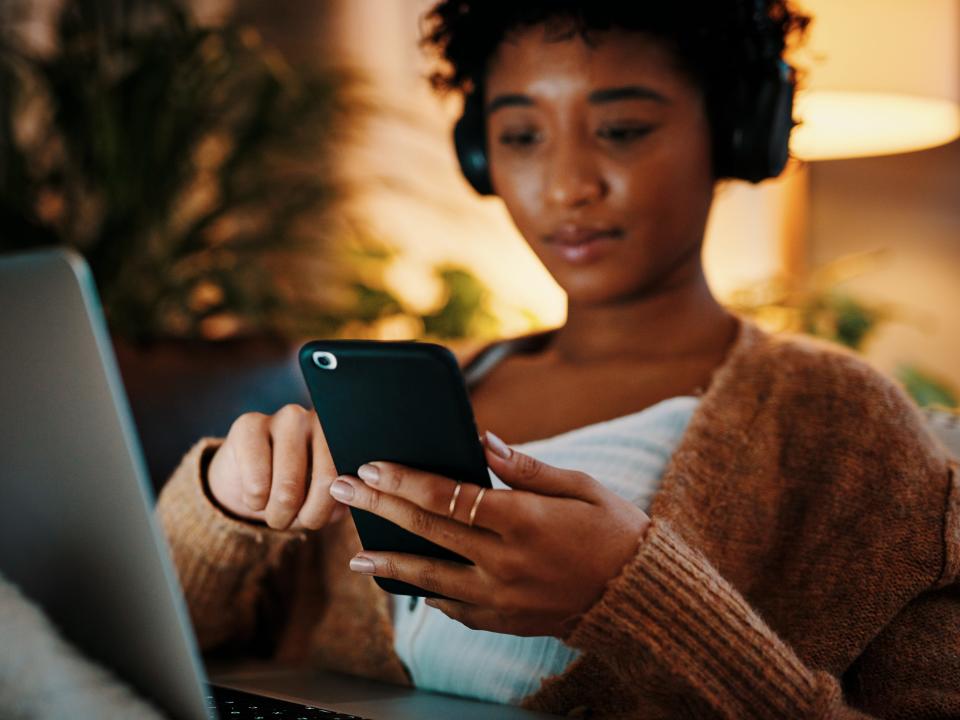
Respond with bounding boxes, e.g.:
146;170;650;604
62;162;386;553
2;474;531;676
789;0;960;160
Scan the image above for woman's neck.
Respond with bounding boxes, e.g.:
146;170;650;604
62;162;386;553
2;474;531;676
547;264;737;366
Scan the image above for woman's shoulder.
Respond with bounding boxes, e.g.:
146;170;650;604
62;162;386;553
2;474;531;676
731;316;923;414
716;316;949;481
727;319;958;583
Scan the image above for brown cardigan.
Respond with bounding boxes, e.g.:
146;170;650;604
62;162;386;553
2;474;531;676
157;316;960;719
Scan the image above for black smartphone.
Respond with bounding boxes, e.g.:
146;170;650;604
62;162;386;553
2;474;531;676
298;339;492;598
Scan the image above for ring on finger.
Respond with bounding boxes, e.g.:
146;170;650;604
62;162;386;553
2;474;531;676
468;487;486;527
447;482;462;518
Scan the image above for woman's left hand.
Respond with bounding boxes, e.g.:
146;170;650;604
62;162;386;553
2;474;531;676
328;431;651;640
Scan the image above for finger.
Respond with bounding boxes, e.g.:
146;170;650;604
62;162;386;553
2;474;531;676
349;551;483;604
357;461;512;533
329;475;499;560
290;501;347;529
296;414;341;529
482;431;596;500
232;413;272;512
264;405;311;529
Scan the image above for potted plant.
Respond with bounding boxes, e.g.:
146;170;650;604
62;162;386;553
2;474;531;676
0;0;503;486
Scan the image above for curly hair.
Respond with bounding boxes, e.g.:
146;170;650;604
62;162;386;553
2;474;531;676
419;0;812;95
419;1;813;181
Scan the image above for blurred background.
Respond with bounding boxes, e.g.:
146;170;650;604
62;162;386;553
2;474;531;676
1;0;958;486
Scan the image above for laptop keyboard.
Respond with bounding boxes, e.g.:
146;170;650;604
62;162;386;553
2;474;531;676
207;684;374;719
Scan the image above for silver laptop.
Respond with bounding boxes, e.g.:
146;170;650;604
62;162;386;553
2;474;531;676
0;248;559;719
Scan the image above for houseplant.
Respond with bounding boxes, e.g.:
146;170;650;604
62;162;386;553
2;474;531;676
0;0;503;484
727;249;958;410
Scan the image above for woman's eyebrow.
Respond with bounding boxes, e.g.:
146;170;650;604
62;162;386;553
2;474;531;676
588;85;670;104
487;85;669;115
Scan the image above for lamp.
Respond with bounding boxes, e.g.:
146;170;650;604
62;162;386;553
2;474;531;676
791;0;960;160
704;0;960;298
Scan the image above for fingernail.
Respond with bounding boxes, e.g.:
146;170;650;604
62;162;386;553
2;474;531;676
484;430;512;460
358;463;380;485
330;479;354;501
350;555;376;574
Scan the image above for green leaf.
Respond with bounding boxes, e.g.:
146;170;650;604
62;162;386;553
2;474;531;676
895;364;958;409
422;266;498;339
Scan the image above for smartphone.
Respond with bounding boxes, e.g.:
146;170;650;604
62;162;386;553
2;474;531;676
298;339;491;598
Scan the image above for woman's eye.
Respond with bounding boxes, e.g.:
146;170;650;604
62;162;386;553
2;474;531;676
497;125;653;147
498;130;541;147
597;125;654;143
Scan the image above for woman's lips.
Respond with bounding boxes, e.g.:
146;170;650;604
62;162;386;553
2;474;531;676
546;229;623;265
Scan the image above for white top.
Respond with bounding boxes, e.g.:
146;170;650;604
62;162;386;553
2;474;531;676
391;394;702;705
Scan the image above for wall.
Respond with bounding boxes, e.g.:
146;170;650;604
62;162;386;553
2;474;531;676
808;138;960;392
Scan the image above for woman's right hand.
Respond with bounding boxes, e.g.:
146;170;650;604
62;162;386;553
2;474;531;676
206;404;347;530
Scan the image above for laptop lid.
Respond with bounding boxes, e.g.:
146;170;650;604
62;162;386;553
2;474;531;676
0;248;210;720
0;248;565;720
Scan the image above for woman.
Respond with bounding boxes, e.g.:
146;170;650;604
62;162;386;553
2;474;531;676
158;2;960;717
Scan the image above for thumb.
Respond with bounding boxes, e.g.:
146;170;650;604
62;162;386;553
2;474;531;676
481;430;595;499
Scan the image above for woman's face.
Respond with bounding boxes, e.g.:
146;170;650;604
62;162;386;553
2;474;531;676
484;25;716;305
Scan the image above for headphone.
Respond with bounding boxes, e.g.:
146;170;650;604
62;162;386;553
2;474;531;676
452;0;796;195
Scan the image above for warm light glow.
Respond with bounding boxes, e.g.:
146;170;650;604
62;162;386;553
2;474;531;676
792;91;960;161
329;0;567;337
786;0;960;161
703;160;809;300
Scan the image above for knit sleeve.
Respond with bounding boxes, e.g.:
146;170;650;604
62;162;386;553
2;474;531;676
155;437;308;653
565;512;960;720
842;458;960;717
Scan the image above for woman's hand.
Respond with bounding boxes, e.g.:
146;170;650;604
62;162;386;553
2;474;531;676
207;404;348;530
328;431;651;639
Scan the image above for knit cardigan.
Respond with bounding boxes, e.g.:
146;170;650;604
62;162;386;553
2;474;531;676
156;317;960;719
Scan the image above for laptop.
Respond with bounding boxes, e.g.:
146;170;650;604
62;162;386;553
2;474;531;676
0;248;560;719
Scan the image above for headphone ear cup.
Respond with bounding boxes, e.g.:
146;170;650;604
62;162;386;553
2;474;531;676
453;91;494;196
764;60;796;177
722;60;796;184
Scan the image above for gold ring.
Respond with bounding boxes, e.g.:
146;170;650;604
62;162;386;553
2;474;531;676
468;487;486;527
447;482;462;517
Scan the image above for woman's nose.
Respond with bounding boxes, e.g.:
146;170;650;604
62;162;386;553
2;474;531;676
545;143;607;207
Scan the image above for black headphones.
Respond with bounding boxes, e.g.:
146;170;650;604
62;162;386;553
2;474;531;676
452;0;796;195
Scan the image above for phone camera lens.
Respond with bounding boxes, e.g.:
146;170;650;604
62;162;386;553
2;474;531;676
312;351;338;370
